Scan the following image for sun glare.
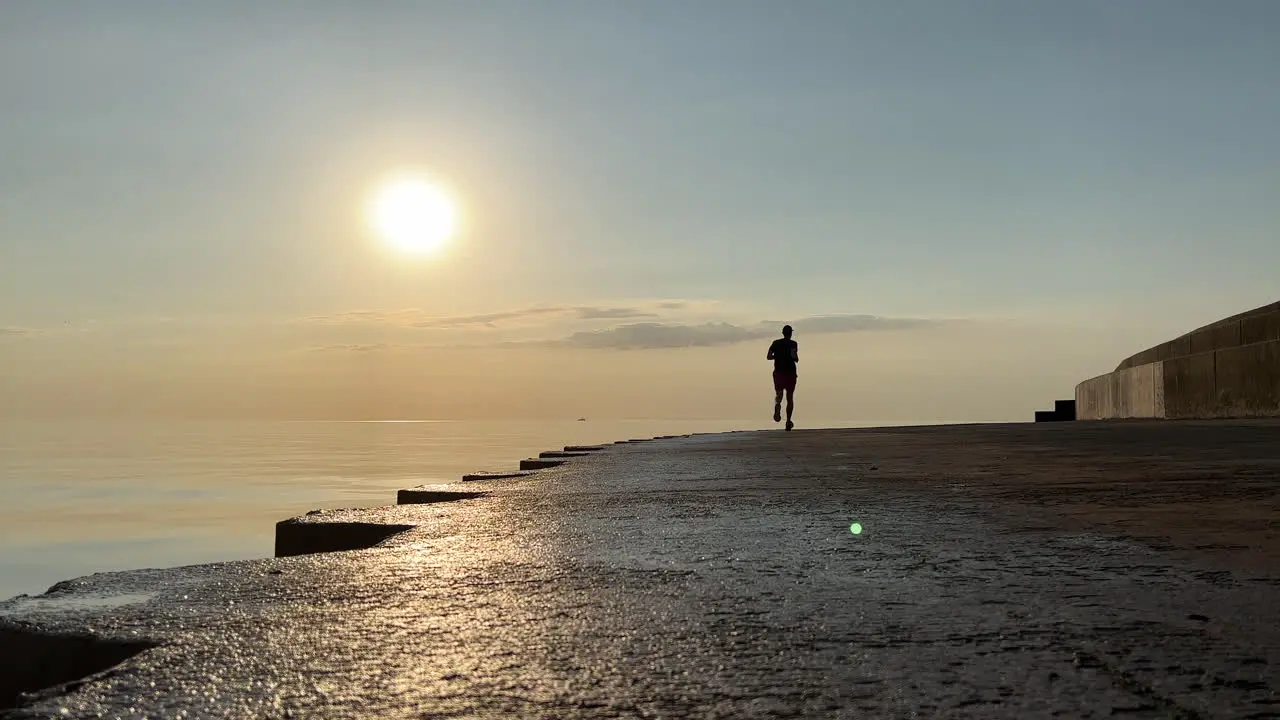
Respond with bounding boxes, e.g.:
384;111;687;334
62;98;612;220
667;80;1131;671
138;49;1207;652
368;176;459;255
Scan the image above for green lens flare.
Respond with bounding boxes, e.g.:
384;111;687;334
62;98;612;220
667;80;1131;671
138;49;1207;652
850;522;863;535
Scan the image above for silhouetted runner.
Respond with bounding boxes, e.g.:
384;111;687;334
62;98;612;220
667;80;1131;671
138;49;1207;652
766;325;798;431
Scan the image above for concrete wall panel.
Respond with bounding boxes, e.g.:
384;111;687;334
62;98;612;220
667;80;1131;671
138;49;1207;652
1214;341;1280;417
1154;362;1166;416
1162;352;1218;418
1075;374;1110;420
1241;310;1280;346
1189;320;1241;356
1114;302;1275;370
1075;362;1163;420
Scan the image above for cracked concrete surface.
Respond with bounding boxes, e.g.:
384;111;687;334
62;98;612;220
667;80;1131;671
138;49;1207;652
2;421;1279;718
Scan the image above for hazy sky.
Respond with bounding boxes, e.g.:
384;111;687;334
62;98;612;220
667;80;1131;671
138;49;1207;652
2;1;1278;422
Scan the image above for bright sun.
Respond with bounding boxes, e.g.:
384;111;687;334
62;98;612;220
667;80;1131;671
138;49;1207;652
368;176;459;255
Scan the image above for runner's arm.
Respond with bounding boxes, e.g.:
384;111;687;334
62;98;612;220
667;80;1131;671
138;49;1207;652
766;342;776;360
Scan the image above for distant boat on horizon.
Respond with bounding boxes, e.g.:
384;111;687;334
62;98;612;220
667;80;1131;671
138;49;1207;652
577;417;587;422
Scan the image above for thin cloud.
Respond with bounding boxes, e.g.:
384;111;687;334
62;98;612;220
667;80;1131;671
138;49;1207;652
558;314;944;350
301;305;943;351
0;327;30;337
782;314;938;333
306;309;430;325
308;302;680;328
310;343;394;353
575;306;659;320
412;307;568;328
563;322;772;349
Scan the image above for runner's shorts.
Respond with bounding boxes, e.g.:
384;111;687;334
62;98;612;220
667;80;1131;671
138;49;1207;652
773;372;797;393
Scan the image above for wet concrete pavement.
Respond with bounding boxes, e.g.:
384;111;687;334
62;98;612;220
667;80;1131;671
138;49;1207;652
3;421;1280;718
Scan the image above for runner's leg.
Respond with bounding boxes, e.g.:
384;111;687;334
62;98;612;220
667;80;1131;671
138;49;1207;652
784;377;796;430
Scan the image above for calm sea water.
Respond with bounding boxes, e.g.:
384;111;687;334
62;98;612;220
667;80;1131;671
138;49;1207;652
0;418;791;600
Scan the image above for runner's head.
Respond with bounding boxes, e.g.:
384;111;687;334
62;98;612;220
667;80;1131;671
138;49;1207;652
782;324;793;338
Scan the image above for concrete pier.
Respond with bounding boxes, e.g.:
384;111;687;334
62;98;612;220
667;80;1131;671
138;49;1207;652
518;457;566;470
460;470;532;482
273;509;415;558
395;486;487;505
538;450;592;459
2;422;1279;718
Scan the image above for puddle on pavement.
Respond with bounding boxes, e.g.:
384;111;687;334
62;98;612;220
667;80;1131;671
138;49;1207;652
5;591;156;613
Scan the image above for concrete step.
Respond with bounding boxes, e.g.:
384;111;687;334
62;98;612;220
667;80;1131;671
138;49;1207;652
1055;399;1077;420
396;487;487;505
519;458;567;470
1035;399;1077;422
460;470;533;482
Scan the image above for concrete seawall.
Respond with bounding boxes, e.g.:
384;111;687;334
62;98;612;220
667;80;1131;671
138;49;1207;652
1114;300;1280;371
1077;339;1280;420
1077;301;1280;420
